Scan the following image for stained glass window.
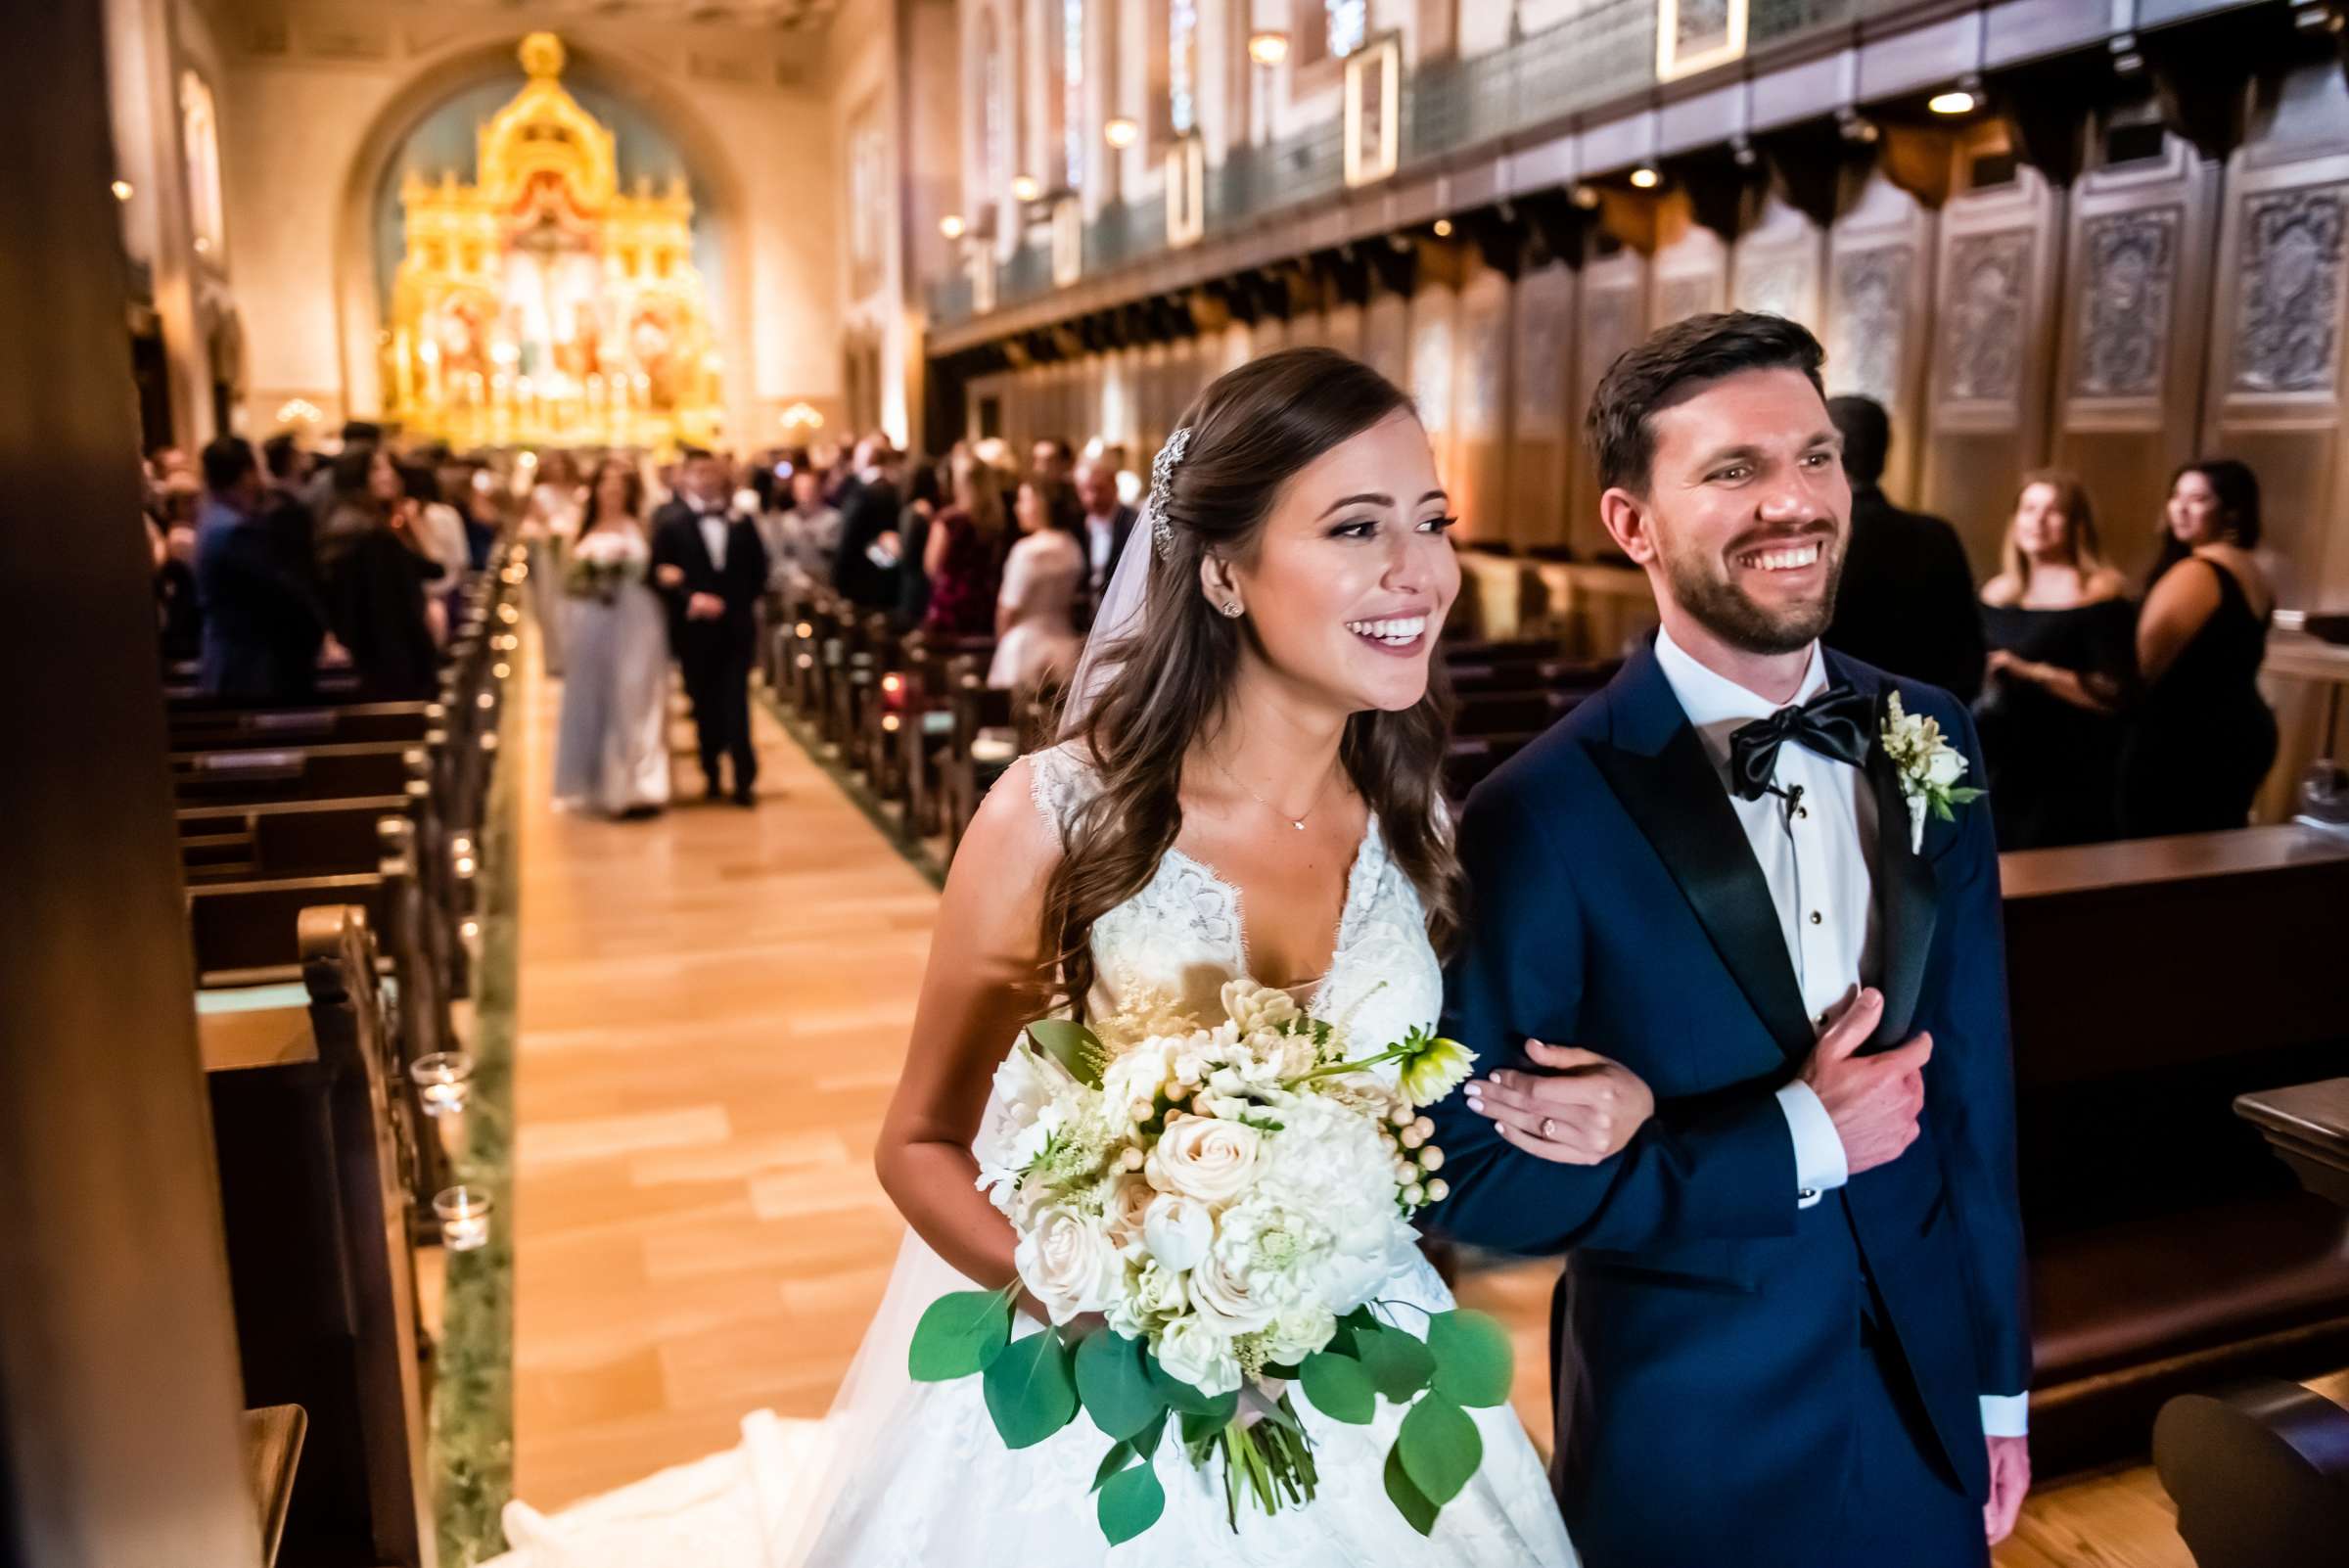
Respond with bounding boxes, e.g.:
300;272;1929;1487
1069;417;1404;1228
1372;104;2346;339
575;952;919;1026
1063;0;1085;191
1326;0;1367;58
1169;0;1198;136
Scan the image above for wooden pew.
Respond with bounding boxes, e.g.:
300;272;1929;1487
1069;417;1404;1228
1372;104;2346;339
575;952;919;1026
202;903;432;1568
2002;826;2349;1473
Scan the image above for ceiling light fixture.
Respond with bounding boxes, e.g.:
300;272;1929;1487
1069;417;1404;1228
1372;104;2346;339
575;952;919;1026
1928;89;1977;115
1248;30;1291;67
1104;116;1139;150
1629;166;1661;190
1432;218;1452;237
939;212;966;240
1011;173;1041;203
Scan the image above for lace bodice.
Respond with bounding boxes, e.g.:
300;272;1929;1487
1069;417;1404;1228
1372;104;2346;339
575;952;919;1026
1024;743;1443;1056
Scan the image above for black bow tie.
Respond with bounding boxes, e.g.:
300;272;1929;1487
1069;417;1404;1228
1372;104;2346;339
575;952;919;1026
1727;685;1874;802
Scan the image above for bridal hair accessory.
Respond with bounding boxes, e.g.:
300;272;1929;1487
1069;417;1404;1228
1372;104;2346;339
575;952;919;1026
1144;427;1193;559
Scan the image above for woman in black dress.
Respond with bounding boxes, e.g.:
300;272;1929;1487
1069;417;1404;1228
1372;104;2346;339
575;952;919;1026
2118;459;2278;837
1975;470;2137;848
316;444;445;701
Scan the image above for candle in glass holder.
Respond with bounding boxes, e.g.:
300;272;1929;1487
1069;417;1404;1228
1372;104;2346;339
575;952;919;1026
409;1051;474;1117
434;1185;493;1251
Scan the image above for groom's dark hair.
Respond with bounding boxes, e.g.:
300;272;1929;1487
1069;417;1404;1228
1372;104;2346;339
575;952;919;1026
1587;311;1826;494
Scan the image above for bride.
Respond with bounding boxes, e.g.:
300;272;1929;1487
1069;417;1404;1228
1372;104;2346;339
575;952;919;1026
500;348;1649;1565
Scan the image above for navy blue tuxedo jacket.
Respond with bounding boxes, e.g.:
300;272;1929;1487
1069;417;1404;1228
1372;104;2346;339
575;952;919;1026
1428;641;2028;1563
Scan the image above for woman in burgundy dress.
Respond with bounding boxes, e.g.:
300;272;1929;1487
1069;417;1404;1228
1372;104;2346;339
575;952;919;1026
920;449;1010;638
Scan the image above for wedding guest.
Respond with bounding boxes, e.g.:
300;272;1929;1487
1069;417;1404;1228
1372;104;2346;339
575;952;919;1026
989;479;1084;694
402;461;473;591
651;448;769;806
2119;459;2279;837
259;432;320;588
152;512;204;664
894;461;944;631
194;436;327;705
1071;452;1137;618
526;450;584;675
555;458;671;818
920;450;1008;638
458;464;503;569
1974;471;2136;849
318;444;444;700
760;466;843;594
1822;395;1984;701
1029;436;1074;490
830;438;905;613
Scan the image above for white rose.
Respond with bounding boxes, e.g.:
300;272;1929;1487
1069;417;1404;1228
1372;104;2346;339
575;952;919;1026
973;1043;1072;1174
1014;1205;1122;1325
1142;1191;1216;1272
1154;1314;1240;1399
1265;1304;1338;1366
1221;979;1299;1036
1189;1246;1278;1335
1101;1041;1176;1118
1133;1259;1189;1317
1146;1116;1262;1204
1104;1174;1157;1251
1923;745;1966;787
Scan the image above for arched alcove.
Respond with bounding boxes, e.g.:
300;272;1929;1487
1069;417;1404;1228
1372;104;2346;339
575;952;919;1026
333;33;755;442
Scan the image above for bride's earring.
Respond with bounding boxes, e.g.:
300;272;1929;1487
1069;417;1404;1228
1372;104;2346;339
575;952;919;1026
1221;601;1244;618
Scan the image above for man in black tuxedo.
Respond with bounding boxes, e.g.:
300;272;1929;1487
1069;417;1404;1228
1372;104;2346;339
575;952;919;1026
194;436;328;705
652;449;770;806
1822;396;1984;703
1071;453;1136;626
829;438;904;615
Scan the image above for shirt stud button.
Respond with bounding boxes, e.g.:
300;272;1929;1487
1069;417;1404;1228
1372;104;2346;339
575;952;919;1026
1795;806;1809;819
1809;911;1823;925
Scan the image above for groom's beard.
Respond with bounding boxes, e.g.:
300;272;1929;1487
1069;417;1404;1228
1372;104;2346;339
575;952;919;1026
1658;530;1845;657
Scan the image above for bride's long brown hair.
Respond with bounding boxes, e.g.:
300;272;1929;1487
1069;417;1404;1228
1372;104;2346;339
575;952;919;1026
1041;347;1462;1018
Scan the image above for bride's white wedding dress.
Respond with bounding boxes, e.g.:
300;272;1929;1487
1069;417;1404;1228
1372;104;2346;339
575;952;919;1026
494;745;1576;1568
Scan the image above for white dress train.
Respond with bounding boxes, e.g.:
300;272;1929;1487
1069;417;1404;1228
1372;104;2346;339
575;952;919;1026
492;744;1577;1568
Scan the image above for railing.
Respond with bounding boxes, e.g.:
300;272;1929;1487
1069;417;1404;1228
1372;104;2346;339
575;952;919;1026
928;0;1907;331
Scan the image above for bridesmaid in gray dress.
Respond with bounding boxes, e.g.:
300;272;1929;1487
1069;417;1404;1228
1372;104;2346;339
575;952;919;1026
553;457;673;817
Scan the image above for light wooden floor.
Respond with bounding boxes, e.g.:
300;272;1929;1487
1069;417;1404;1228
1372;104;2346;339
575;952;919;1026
505;664;2257;1563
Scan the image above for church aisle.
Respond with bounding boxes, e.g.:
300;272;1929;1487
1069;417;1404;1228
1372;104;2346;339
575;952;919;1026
510;665;936;1509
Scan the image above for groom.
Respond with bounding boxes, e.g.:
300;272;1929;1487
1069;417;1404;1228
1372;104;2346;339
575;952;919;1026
1429;312;2029;1567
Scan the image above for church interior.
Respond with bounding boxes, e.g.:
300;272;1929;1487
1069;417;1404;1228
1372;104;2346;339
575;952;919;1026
12;0;2349;1564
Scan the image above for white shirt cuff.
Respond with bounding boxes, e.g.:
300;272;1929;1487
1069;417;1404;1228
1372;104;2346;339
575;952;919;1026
1774;1082;1850;1210
1980;1392;2030;1437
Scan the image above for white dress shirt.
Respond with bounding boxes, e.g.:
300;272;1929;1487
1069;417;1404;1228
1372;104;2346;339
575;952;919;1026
696;505;729;572
1654;625;2028;1438
1084;511;1118;590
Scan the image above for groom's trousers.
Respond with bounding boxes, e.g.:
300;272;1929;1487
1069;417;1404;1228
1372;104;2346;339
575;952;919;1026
1828;1303;1989;1568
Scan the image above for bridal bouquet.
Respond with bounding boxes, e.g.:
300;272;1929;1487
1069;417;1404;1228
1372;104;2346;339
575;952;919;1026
564;528;647;603
909;980;1513;1545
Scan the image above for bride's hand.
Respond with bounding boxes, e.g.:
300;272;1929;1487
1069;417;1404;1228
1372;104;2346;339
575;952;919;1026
1463;1041;1654;1165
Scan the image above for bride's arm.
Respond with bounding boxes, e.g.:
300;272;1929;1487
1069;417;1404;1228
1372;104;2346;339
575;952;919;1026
874;757;1061;1298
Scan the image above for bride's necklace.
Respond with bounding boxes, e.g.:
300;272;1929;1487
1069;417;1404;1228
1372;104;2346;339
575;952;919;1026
1205;750;1337;832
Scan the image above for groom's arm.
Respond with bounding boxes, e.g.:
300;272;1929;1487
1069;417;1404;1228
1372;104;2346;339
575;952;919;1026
1427;777;1801;1257
1915;700;2032;1432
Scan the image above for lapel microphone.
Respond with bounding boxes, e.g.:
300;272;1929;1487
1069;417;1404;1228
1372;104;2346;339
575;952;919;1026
1763;781;1805;823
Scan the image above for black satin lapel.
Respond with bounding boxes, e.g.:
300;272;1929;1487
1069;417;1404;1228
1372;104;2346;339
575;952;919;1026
1868;744;1939;1045
1588;728;1817;1067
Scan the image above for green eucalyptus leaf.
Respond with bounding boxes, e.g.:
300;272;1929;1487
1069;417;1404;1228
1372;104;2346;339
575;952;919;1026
1091;1439;1134;1494
1146;1350;1221;1415
1298;1351;1377;1425
1075;1329;1165;1441
1356;1323;1436;1402
1425;1310;1514;1408
1397;1393;1482;1506
1026;1019;1104;1087
1098;1455;1167;1545
906;1289;1013;1382
1383;1443;1441;1536
982;1329;1080;1450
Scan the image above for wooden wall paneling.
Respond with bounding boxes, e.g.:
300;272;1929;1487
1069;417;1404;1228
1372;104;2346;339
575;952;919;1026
1323;300;1365;359
1568;247;1649;560
2050;131;2218;583
1361;286;1408;388
1921;161;2068;574
1732;191;1828;332
1452;265;1512;548
1507;261;1578;552
1409;274;1461;519
1825;166;1939;506
1168;334;1200;426
2202;63;2349;613
1650;196;1730;329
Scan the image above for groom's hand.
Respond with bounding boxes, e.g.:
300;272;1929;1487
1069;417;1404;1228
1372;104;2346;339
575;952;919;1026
1984;1435;2030;1544
1798;989;1931;1176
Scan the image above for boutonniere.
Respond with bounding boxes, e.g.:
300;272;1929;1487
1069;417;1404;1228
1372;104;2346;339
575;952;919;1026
1879;692;1985;852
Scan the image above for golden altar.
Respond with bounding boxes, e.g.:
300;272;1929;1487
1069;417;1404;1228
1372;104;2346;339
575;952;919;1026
385;33;722;450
